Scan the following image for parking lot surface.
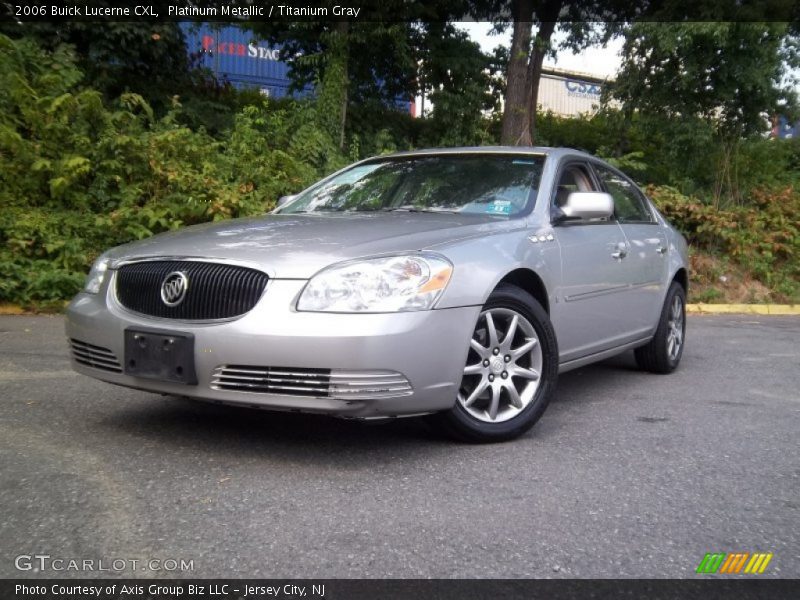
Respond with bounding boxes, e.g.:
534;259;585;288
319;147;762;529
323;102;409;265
1;314;798;578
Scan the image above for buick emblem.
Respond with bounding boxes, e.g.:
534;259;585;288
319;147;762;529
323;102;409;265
160;271;189;307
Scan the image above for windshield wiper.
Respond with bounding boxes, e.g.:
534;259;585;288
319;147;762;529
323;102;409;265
291;206;460;214
380;206;459;214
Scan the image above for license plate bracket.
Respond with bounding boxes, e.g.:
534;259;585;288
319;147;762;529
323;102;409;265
124;328;197;385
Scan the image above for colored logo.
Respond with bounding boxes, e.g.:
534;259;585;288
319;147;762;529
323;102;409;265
696;552;773;574
201;35;281;61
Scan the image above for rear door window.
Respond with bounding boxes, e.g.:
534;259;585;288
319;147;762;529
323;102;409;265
593;165;655;224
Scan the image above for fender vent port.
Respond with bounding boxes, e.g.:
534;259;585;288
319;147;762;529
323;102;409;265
69;339;122;373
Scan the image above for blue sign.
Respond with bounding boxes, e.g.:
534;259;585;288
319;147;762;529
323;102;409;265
564;80;602;98
773;115;799;139
180;23;411;112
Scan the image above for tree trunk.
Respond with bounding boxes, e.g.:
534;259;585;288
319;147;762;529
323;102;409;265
500;0;535;145
526;19;557;145
336;20;349;151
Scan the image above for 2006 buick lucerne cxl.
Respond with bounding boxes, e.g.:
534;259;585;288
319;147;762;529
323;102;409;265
66;147;688;442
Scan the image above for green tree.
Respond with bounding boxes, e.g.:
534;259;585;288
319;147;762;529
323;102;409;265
0;20;192;111
248;17;418;149
608;22;800;204
417;22;498;146
495;0;625;145
0;33;340;305
248;2;483;150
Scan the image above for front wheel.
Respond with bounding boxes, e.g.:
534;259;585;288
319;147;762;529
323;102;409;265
430;284;558;443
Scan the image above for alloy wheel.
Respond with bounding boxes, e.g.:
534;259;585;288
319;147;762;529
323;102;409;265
458;308;543;423
667;295;684;361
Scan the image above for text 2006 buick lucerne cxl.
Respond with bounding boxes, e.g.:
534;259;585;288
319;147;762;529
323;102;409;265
66;148;688;442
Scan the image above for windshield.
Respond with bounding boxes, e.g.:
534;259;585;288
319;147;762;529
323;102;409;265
279;154;545;217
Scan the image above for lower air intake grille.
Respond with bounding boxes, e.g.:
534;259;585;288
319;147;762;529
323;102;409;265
115;260;268;320
211;366;413;399
69;339;122;373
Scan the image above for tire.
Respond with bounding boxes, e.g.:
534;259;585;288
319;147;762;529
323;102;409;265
634;281;686;374
430;284;559;443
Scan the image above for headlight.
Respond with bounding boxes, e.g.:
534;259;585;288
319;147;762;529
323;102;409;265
83;256;110;294
297;253;453;313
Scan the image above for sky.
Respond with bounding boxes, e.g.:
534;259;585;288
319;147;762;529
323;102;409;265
456;22;624;80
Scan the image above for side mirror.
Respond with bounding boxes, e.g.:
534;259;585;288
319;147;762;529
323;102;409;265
277;194;296;208
556;192;614;222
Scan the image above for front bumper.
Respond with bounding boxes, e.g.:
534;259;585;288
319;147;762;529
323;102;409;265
65;274;480;418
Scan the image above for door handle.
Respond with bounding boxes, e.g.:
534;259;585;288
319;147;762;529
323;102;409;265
656;245;668;255
611;243;628;260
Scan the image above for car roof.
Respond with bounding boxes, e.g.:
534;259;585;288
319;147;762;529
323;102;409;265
378;146;596;161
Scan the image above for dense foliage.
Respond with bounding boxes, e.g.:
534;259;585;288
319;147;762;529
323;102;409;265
0;35;343;306
608;22;800;205
538;110;800;302
537;110;800;202
1;32;799;308
649;186;800;303
0;21;195;113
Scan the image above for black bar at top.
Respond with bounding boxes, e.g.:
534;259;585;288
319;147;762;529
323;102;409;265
2;0;800;23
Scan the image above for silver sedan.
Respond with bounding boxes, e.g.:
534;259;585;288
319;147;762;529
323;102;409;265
66;147;688;442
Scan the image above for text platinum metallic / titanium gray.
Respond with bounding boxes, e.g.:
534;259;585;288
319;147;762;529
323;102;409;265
66;147;689;442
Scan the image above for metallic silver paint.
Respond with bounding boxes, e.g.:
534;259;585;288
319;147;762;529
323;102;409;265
66;147;689;418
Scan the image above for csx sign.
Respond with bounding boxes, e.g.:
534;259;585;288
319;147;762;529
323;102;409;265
565;80;602;98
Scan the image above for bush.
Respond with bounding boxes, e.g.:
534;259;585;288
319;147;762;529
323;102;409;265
537;110;800;206
0;34;343;307
2;33;799;307
649;185;800;302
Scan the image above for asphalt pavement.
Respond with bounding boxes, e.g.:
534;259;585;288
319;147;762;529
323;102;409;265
1;314;798;578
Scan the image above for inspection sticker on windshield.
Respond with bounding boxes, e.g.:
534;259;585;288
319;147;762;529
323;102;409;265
487;200;512;214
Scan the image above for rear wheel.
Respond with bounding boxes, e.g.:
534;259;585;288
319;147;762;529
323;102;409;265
431;284;558;443
634;281;686;373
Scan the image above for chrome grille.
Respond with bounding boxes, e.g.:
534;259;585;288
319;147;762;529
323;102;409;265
69;339;122;373
115;261;268;320
211;366;413;399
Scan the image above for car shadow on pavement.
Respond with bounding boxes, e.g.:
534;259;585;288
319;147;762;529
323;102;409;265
550;350;643;398
99;391;453;464
96;351;643;459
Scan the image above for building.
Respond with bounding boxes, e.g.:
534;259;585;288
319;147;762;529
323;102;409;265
771;115;800;139
444;65;614;120
536;66;614;117
180;23;411;112
181;23;312;98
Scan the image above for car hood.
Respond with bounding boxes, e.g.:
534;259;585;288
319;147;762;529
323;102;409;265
107;212;521;278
